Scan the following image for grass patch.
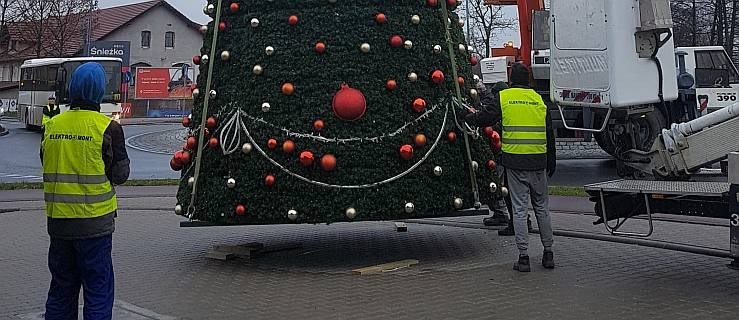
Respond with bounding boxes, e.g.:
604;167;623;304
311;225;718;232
0;179;180;190
549;186;589;197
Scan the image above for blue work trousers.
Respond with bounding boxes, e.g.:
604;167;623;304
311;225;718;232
45;235;114;320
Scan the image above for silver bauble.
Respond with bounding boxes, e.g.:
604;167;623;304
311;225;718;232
458;44;467;52
206;4;215;14
458;19;465;27
360;43;371;53
226;178;236;189
473;74;481;81
192;88;200;98
408;72;418;82
265;46;274;55
199;25;208;34
220;51;230;61
489;182;498;193
174;204;182;214
411;15;421;24
404;40;413;50
501;186;509;196
209;90;217;99
241;143;253;154
404;202;415;213
187;177;195;187
471;161;479;171
201;55;209;64
287;209;298;221
253;65;263;75
433;166;443;176
345;207;357;220
261;102;271;112
433;45;442;54
453;198;464;209
251;18;260;27
470;89;478;98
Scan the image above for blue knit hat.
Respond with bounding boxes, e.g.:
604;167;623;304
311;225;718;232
69;62;107;105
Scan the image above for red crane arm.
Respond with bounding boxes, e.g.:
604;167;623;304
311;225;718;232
483;0;544;66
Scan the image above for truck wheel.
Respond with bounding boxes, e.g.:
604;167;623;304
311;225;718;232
594;131;617;156
629;110;666;152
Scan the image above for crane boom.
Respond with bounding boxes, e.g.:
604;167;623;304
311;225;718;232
484;0;544;66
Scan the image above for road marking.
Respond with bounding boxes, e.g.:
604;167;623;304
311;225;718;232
0;172;42;181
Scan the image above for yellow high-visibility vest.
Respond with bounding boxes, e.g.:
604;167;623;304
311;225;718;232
42;104;58;127
500;88;548;155
42;109;117;218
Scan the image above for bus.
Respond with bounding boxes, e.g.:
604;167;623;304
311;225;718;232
17;57;123;129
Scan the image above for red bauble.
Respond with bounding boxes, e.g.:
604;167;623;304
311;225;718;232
186;136;197;150
470;55;479;66
375;13;387;24
431;70;445;84
288;15;299;25
282;140;296;154
487;160;497;170
313;119;325;131
218;22;226;31
320;154;337;171
489;130;501;144
494;140;502;150
235;204;246;216
204;128;210;136
192;55;201;65
332;83;367;121
386;79;397;91
414;134;427;147
447;0;458;8
412;98;427;113
389;35;403;48
315;42;326;54
457;76;465;86
299;151;315;167
208;137;219;148
174;150;184;163
399;144;414;160
282;83;295;95
182;116;191;127
229;3;239;13
206;116;217;129
180;150;191;165
170;158;182;171
264;175;276;187
267;138;278;150
484;127;494;136
447;131;457;142
427;0;438;7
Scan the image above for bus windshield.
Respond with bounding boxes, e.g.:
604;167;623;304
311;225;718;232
61;60;122;103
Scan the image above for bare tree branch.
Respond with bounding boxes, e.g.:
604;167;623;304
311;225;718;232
462;0;517;58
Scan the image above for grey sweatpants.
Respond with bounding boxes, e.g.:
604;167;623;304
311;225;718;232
506;168;554;255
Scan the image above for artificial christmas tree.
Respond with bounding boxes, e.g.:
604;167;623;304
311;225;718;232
173;0;505;225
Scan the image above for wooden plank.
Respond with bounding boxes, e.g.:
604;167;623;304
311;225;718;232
352;259;419;276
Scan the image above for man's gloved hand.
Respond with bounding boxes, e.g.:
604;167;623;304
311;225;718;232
547;161;556;178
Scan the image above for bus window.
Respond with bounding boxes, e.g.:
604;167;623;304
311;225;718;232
60;60;122;104
20;68;33;90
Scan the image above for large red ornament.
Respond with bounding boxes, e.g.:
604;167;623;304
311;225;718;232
229;3;239;13
288;15;299;25
182;116;191;127
282;83;295;95
299;151;315;167
389;35;403;48
414;134;427;147
192;55;201;65
313;119;325;131
186;136;197;150
399;144;414;160
457;76;465;86
206;116;217;129
386;79;397;91
267;138;278;150
320;154;337;171
235;204;246;216
332;83;367;121
412;98;427;113
180;150;191;165
208;137;219;148
486;160;497;171
218;22;227;31
315;42;326;54
470;55;479;66
264;175;276;187
431;70;445;84
375;13;387;24
484;127;494;136
447;0;458;8
282;140;296;154
489;130;501;144
170;158;182;171
174;150;184;163
427;0;438;7
447;131;457;142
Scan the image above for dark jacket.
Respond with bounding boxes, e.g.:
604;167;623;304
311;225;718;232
43;103;60;118
40;63;130;240
466;85;556;172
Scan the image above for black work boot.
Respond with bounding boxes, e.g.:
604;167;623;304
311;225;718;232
498;226;515;236
483;214;509;226
542;250;555;269
513;255;531;272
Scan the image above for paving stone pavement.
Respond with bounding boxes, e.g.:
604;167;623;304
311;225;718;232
1;191;738;319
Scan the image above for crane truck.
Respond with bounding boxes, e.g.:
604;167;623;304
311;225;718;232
487;0;739;177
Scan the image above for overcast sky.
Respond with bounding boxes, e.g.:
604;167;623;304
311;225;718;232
98;0;521;45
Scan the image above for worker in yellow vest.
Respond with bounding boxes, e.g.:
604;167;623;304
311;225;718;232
42;96;60;127
466;63;556;272
41;62;130;319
